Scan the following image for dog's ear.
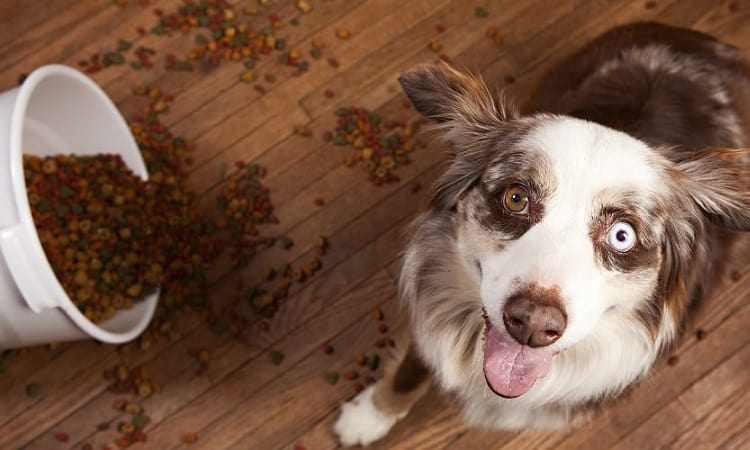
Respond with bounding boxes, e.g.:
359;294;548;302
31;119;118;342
399;63;515;132
674;148;750;231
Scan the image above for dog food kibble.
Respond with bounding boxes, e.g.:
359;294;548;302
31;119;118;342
133;414;150;430
25;154;161;322
270;350;285;365
336;28;351;39
322;343;334;354
324;371;340;385
475;7;489;18
354;354;367;366
343;370;359;380
328;107;418;185
373;307;384;321
696;329;706;340
377;323;388;334
182;432;198;444
353;382;364;393
667;355;679;366
54;431;69;442
97;422;111;431
367;354;380;371
25;383;40;398
429;41;443;52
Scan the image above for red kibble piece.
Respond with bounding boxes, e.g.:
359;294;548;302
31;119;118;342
729;2;740;12
383;337;395;347
324;89;335;98
154;8;163;16
343;370;359;380
377;323;388;334
294;445;306;450
136;27;146;35
54;431;69;442
313;197;325;206
436;24;446;33
667;355;679;366
439;53;450;62
353;382;364;393
322;342;334;354
363;374;376;385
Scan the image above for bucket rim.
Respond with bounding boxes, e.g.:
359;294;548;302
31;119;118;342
6;64;157;344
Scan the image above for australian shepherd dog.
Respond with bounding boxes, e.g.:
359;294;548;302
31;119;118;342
334;22;750;446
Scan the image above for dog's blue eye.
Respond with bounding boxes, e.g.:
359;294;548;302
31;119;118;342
606;222;636;252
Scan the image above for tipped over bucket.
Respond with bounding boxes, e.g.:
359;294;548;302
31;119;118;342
0;65;158;348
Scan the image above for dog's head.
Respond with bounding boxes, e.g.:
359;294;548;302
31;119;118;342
400;64;750;399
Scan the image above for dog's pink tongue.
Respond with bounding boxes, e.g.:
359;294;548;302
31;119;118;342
483;322;554;398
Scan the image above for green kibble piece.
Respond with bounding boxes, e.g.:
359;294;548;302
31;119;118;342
196;34;209;45
244;59;256;70
111;53;125;65
367;354;380;371
277;236;294;250
290;18;300;26
118;39;132;51
323;371;340;385
151;25;166;35
298;60;309;72
310;48;322;59
25;383;40;398
60;185;74;199
275;39;287;50
132;414;150;430
475;7;489;18
335;107;349;117
333;135;347;145
269;350;284;365
370;114;381;125
211;322;227;335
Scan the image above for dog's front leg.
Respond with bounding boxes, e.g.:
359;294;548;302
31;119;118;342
333;343;432;447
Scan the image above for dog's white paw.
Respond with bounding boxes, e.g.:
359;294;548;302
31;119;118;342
333;385;405;447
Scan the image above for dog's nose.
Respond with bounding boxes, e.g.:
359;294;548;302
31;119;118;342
502;295;567;347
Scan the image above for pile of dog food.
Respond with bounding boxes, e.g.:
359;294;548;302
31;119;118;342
24;154;160;323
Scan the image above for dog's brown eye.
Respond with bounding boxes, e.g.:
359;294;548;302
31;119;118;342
503;185;530;214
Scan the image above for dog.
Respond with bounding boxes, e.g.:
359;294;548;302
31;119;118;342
333;22;750;446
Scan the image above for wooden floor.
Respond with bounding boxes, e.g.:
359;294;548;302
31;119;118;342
2;0;750;449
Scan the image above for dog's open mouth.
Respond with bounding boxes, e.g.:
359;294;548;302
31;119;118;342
482;313;556;398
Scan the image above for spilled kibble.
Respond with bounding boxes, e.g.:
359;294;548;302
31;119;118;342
182;432;198;444
25;154;160;322
270;350;285;365
25;383;40;398
328;107;419;185
323;371;340;385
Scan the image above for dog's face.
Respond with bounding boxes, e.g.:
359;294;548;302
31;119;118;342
400;64;750;399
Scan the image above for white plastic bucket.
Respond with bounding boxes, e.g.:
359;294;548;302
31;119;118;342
0;64;158;348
